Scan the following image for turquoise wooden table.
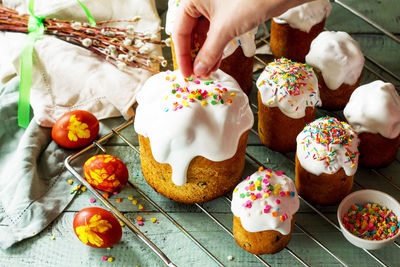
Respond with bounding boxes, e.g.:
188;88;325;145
1;0;399;266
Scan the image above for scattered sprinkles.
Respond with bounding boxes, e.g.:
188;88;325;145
163;72;236;112
343;202;399;240
69;181;87;195
299;116;359;169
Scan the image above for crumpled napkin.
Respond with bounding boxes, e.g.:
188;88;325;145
0;0;162;127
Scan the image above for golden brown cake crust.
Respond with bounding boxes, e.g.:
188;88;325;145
219;47;254;95
233;215;294;255
295;155;353;205
138;132;249;203
257;92;315;152
317;70;362;110
358;132;400;168
270;19;325;62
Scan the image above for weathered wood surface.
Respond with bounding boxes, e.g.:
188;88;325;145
1;0;400;266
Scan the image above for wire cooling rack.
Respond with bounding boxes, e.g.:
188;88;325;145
65;1;400;266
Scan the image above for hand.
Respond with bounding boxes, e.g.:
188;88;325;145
172;0;305;77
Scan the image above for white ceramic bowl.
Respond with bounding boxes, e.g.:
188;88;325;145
337;189;400;250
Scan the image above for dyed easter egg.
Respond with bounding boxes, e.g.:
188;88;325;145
73;207;122;248
84;155;129;192
51;110;99;149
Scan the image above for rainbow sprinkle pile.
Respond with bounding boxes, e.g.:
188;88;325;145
343;202;399;240
258;57;319;107
299;116;359;167
234;168;296;222
163;71;235;112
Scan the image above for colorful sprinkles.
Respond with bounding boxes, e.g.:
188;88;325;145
258;58;319;108
342;202;399;240
299;116;359;168
163;71;235;112
236;169;296;222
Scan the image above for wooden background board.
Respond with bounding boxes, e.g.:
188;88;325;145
1;0;399;266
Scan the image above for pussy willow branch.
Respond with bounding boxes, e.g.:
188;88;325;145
0;4;170;73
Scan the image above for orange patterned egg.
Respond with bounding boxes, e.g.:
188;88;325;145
84;155;129;192
73;207;122;248
52;110;99;149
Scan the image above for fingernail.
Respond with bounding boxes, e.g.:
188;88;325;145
194;61;208;77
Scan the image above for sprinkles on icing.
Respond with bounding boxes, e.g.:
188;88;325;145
236;169;296;222
258;57;319;107
343;202;399;240
164;71;235;112
299;116;359;167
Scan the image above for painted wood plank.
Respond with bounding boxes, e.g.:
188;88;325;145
2;1;399;267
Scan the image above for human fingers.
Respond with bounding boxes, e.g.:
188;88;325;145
193;23;232;77
172;10;198;77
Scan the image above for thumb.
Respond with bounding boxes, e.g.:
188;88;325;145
193;24;233;77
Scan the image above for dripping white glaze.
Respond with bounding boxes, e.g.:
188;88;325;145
344;80;400;139
296;116;359;176
231;170;299;234
134;69;254;186
306;31;365;90
273;0;332;33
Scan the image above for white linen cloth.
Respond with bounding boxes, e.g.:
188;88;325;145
0;0;161;127
0;0;161;249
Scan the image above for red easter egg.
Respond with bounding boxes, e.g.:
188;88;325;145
73;207;122;248
84;155;129;193
52;110;99;149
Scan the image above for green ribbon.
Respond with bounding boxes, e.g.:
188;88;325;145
18;0;45;127
77;0;96;27
18;0;96;128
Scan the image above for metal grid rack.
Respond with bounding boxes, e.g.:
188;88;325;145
65;1;400;266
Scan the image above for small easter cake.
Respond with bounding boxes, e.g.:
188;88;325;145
166;0;257;95
344;80;400;168
270;0;332;62
306;31;365;109
256;58;321;152
296;116;359;205
231;168;300;254
134;69;254;203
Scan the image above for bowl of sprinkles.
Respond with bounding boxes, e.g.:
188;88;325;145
337;189;400;250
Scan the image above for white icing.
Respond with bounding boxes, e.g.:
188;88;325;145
165;0;257;58
165;0;180;35
344;80;400;139
223;28;258;58
134;69;254;186
296;117;359;176
256;58;321;119
273;0;332;33
231;170;299;234
306;31;365;90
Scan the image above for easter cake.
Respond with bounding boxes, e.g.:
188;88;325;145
134;69;254;203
